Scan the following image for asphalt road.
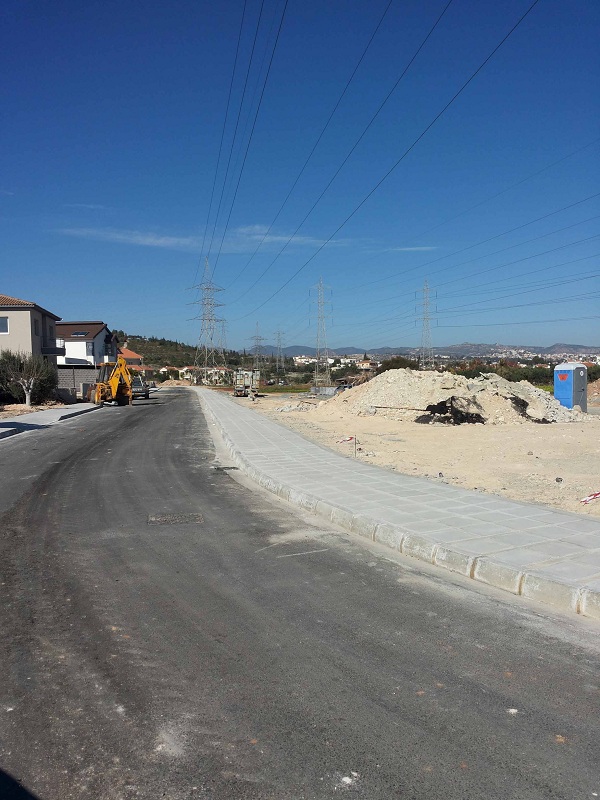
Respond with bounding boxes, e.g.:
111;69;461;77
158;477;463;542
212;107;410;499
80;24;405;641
0;388;599;800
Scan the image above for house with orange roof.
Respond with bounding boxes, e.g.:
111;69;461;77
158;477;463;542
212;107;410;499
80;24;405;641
118;346;144;366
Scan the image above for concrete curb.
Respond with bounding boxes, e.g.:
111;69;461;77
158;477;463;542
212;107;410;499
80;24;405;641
199;394;600;621
0;403;101;440
55;405;101;421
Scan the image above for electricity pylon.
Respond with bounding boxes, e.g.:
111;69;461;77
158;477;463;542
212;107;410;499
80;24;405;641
310;277;332;387
250;322;265;371
192;258;225;383
419;279;435;370
274;330;285;373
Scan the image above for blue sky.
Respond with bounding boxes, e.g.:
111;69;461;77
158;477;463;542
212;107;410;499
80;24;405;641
1;0;598;350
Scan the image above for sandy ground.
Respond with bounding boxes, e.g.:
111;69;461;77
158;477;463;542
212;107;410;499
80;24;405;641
238;391;600;518
0;401;68;420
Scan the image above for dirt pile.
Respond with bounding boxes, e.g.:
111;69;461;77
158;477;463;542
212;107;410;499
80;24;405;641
321;369;586;425
588;377;600;405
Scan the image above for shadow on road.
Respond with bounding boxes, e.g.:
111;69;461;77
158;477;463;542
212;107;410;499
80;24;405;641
0;769;40;799
0;421;49;432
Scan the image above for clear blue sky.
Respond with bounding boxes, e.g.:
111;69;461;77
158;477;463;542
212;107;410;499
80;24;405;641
1;0;598;351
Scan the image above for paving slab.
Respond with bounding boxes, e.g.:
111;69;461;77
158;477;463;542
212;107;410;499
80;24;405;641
196;388;600;620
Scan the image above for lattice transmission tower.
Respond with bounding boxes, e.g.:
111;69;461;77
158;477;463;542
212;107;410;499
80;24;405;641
250;322;265;371
274;330;285;373
419;279;435;370
310;277;332;387
192;258;226;382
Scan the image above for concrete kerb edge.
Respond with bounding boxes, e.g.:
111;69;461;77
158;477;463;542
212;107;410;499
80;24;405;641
56;405;102;421
198;392;597;620
581;587;600;620
0;403;101;440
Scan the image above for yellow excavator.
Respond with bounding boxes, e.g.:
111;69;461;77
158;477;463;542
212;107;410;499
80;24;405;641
90;355;133;405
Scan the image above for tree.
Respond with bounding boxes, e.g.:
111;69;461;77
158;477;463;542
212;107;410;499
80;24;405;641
376;356;419;374
0;351;58;406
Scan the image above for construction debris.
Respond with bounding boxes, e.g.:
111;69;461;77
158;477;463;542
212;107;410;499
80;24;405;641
276;401;316;413
322;369;588;425
581;490;600;505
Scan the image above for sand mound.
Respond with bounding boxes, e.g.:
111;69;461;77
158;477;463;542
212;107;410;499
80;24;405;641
322;369;585;425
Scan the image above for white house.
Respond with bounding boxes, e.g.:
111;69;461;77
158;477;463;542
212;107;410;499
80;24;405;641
56;322;118;366
55;321;119;397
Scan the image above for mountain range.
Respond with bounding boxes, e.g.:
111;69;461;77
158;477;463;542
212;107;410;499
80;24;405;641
258;342;600;358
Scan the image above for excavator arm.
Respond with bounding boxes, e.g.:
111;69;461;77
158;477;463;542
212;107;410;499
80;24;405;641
92;355;133;405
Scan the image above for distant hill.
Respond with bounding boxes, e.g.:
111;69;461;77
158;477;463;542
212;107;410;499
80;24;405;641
120;335;198;368
118;334;600;365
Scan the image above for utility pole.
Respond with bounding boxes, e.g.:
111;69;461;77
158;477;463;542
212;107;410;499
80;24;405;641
419;279;435;370
192;258;225;383
311;277;332;388
250;322;265;371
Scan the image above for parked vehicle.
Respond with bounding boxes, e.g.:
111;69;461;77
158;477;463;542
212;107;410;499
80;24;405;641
233;369;260;397
131;375;150;400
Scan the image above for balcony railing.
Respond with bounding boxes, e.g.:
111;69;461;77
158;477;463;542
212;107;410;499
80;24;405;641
41;337;66;356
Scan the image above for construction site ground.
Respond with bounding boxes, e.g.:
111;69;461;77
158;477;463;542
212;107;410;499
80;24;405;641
240;375;600;519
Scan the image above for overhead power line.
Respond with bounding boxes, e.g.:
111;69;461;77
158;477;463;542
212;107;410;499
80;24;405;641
206;0;268;265
192;0;249;291
223;0;395;290
401;136;600;245
326;252;600;338
210;0;290;279
228;0;455;306
232;0;543;320
348;192;600;292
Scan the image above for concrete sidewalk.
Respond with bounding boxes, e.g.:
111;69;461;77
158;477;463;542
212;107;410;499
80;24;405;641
197;388;600;621
0;403;100;439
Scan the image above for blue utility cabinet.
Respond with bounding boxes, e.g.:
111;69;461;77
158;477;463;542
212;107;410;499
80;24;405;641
554;362;587;412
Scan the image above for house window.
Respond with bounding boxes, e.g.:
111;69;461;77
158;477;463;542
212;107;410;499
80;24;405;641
34;319;40;336
0;317;8;334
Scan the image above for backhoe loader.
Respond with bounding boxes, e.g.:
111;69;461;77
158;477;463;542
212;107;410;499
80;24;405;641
90;355;133;405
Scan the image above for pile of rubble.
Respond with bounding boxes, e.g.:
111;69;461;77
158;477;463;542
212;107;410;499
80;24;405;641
323;369;587;425
276;401;317;413
588;377;600;406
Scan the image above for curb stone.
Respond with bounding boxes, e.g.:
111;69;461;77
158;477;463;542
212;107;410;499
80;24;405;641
0;403;101;440
198;392;600;621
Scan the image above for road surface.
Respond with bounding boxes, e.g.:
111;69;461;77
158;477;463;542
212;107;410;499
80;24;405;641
0;388;598;799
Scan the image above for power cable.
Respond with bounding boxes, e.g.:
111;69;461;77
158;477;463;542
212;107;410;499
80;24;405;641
210;0;290;279
227;0;455;304
347;192;600;293
206;0;267;264
326;251;600;336
192;0;249;291
313;136;600;299
232;0;544;320
437;314;600;329
223;0;395;290
436;231;600;289
401;136;600;245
